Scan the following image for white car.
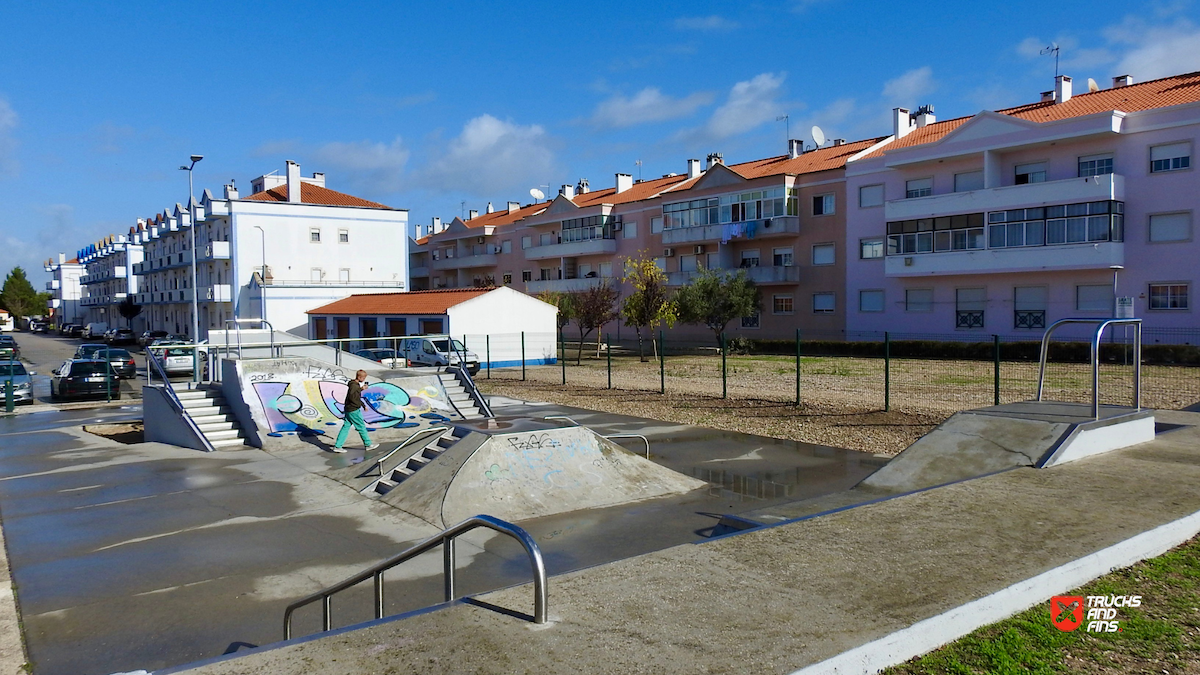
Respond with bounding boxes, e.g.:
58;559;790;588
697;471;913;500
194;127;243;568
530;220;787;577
156;345;208;375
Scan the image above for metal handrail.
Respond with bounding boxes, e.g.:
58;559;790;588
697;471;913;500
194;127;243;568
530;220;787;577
223;318;275;360
357;426;451;478
604;434;651;459
544;415;579;425
451;336;492;418
283;514;547;639
146;348;216;453
1036;318;1142;420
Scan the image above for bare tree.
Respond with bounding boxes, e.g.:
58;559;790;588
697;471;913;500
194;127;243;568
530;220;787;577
571;283;619;364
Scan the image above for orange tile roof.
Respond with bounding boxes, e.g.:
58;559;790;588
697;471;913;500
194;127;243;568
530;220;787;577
306;288;493;315
460;202;548;228
243;182;395;209
571;173;693;208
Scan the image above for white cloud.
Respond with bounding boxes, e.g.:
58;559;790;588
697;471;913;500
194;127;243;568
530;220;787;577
591;87;714;128
419;115;557;197
1109;19;1200;81
0;98;18;178
881;67;936;106
673;15;738;31
687;72;787;142
251;139;300;158
312;137;410;194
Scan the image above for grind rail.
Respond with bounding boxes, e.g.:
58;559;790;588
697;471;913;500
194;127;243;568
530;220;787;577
283;514;547;640
1036;318;1142;420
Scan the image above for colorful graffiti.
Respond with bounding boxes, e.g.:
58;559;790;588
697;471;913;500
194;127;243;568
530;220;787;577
251;378;453;433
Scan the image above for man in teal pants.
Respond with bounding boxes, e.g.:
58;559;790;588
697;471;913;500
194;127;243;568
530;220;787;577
332;369;380;453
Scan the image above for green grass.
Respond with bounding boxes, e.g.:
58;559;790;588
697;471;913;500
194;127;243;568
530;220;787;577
885;535;1200;674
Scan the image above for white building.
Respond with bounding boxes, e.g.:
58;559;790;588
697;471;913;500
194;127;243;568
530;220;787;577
77;235;143;331
132;161;409;339
43;253;85;327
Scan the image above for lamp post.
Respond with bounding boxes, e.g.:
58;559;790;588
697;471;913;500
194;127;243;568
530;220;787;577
254;225;267;325
1110;264;1124;317
180;155;203;384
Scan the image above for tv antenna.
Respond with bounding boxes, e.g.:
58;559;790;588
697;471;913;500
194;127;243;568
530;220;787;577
776;115;790;144
811;125;826;149
635;159;643;181
529;188;545;201
1040;42;1060;78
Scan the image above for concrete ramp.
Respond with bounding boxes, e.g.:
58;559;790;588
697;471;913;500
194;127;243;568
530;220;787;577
382;419;706;527
862;401;1154;493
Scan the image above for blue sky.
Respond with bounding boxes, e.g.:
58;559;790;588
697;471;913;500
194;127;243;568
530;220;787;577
3;0;1200;282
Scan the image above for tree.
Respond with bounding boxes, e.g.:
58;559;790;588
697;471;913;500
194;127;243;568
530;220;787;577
675;268;762;346
571;283;619;364
620;255;676;362
535;291;576;331
0;267;42;322
118;295;143;327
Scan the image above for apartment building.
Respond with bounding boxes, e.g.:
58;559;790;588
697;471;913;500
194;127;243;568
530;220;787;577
130;161;409;339
43;253;84;327
844;72;1200;340
76;235;144;330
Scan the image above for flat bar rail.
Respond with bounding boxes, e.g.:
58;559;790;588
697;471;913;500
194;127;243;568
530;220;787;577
356;425;451;479
1036;318;1142;420
543;417;649;458
282;514;547;640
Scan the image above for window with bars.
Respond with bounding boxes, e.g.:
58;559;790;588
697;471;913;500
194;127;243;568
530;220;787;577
956;288;985;329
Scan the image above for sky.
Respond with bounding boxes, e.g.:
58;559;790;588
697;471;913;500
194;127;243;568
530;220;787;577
3;0;1200;283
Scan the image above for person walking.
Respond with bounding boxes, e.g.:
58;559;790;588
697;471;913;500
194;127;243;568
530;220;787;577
332;369;379;453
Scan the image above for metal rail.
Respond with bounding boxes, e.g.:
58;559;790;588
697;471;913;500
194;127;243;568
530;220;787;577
604;434;651;459
1036;318;1142;420
544;415;580;425
146;349;216;453
223;318;275;360
450;337;492;418
283;514;547;640
357;425;451;478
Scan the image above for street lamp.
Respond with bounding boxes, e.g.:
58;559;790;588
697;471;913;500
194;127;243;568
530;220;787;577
180;154;203;384
1110;264;1124;317
254;225;267;325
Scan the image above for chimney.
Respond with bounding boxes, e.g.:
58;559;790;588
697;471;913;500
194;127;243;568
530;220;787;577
58;252;66;264
577;178;590;194
892;108;915;139
833;138;845;146
432;216;442;234
507;201;520;213
788;139;803;159
286;160;302;203
560;184;576;199
705;153;724;170
486;202;495;214
224;182;239;199
468;209;478;220
310;172;325;187
687;158;701;178
914;104;936;127
1041;90;1055;102
1055;75;1072;104
615;173;633;194
1112;74;1132;88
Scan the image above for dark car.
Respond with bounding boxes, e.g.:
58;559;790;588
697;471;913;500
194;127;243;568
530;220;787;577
50;359;121;401
138;330;169;347
99;348;137;379
108;329;136;345
67;324;85;338
75;343;109;359
0;336;19;362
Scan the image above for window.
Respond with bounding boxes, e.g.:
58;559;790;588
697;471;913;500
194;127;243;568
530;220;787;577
599;262;613;278
651;216;663;234
1076;285;1113;312
309;228;321;243
812;194;835;215
338;268;350;282
741;312;760;329
561;214;618;242
338;229;349;243
310;267;323;282
680;255;698;272
773;295;794;314
521;236;532;249
522;270;532;282
906;289;933;312
740;250;760;267
859;290;884;312
860;238;884;259
663;187;789;228
1015;162;1047;184
773;247;793;267
906;178;932;198
956;288;986;328
502;273;512;285
579;264;592;277
539;267;554;281
1149;284;1189;310
539;233;555;246
859;184;884;208
812;243;835;266
1014;286;1047;329
653;257;666;272
1151;142;1191;173
1078;154;1113;177
1149;213;1191;242
954;171;984;192
502;240;512;254
813;293;835;314
623;220;638;239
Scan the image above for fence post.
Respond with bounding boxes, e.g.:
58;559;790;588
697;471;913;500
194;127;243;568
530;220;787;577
560;328;566;385
883;332;890;412
4;352;12;413
606;333;612;389
486;335;491;379
105;346;112;403
521;331;526;381
993;334;1001;406
659;330;665;395
721;331;727;399
795;328;801;406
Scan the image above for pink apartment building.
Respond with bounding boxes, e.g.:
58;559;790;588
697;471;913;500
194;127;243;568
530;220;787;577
844;71;1200;342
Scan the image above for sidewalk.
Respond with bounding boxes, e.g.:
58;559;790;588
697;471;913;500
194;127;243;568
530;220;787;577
173;409;1200;675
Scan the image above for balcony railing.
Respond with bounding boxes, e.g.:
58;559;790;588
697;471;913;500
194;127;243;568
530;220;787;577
661;216;800;246
667;265;800;286
884;174;1124;221
204;284;233;303
199;241;231;261
524;277;612;294
46;280;60;290
884;241;1123;277
261;279;406;288
409;266;430;278
431;253;498;271
524;238;617;261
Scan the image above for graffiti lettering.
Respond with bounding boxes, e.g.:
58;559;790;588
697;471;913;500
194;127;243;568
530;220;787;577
506;434;561;452
248;373;275;383
306;366;346;380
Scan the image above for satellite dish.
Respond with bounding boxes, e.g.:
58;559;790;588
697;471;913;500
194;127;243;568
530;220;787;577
1087;77;1099;93
811;125;826;148
529;188;545;201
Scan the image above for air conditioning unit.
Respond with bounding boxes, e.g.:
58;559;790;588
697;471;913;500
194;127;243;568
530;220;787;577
693;245;705;255
611;221;622;231
663;248;675;257
763;218;772;228
477;237;485;244
904;257;913;266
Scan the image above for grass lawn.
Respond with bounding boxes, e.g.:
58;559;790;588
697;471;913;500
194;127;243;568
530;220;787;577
884;535;1200;674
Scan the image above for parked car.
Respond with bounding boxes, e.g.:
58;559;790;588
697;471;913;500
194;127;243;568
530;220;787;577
138;330;169;347
82;322;108;339
50;359;120;401
0;361;34;404
76;343;109;359
156;345;207;376
99;348;137;379
353;348;407;368
28;320;48;333
59;323;75;335
0;335;19;362
107;329;136;345
67;324;85;338
397;336;480;374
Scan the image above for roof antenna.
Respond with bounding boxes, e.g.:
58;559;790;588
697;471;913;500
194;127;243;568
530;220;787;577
776;115;790;148
1039;43;1060;79
635;159;643;182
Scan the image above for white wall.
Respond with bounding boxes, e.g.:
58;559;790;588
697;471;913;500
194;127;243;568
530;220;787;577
449;287;559;367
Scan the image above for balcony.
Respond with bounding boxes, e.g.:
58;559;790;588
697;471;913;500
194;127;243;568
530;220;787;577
524;238;617;261
524;277;612;294
667;265;801;286
132;260;150;275
885;241;1124;277
661;216;801;246
409;265;430;278
431;253;498;271
885;174;1124;221
46;280;60;291
204;284;233;302
198;241;230;261
48;298;60;309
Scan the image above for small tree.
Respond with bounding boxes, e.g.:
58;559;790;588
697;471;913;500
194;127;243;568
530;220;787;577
621;255;676;362
0;267;42;322
675;268;762;346
571;283;619;364
118;295;143;328
536;290;576;331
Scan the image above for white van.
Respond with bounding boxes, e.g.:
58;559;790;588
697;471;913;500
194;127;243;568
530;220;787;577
82;322;109;339
399;336;480;374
